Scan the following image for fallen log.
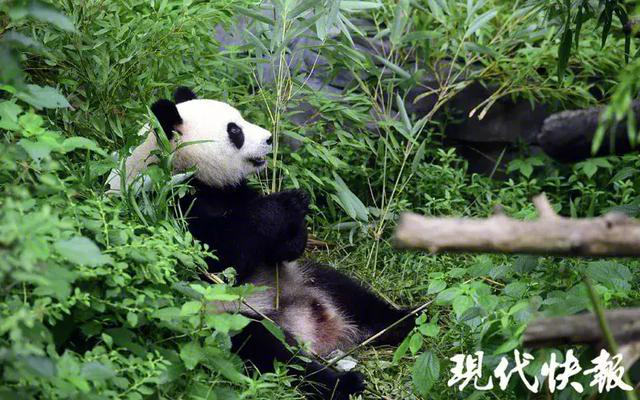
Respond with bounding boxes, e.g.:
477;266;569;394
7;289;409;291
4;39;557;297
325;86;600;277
393;194;640;257
524;308;640;368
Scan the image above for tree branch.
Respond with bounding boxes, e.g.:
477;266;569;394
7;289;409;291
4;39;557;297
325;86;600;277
393;194;640;257
523;308;640;369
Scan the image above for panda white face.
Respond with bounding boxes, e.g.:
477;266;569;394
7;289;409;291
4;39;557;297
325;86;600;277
172;99;272;188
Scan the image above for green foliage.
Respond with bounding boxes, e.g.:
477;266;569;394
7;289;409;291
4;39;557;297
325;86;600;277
0;97;287;398
2;0;640;399
0;2;299;399
537;0;632;78
0;0;73;109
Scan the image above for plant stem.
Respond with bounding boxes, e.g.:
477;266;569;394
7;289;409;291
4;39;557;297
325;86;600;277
583;274;638;400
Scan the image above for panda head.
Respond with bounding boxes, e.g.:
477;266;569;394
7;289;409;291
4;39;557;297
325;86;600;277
150;87;272;188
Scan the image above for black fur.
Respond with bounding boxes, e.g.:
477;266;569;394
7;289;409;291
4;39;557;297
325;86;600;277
303;261;415;347
174;86;198;104
227;122;245;149
179;179;414;399
169;87;414;399
150;99;182;140
232;321;366;400
179;180;308;280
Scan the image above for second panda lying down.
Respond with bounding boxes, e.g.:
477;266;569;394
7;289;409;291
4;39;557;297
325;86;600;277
109;87;414;399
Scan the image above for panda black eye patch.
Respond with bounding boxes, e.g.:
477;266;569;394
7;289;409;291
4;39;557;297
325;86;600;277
227;122;244;149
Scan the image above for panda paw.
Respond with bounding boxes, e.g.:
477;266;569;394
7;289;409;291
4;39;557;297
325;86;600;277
279;189;309;221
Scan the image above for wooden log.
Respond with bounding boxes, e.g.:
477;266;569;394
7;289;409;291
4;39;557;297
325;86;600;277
393;194;640;257
524;308;640;347
524;308;640;368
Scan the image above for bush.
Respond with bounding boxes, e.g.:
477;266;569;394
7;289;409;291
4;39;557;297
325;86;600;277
2;0;640;399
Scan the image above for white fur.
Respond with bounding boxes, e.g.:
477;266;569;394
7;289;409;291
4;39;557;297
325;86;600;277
212;261;361;356
173;100;271;187
107;99;271;192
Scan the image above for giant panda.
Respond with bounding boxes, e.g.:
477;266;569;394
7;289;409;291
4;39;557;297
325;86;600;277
109;87;414;399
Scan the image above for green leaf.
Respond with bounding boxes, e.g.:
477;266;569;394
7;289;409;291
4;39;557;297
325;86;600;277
180;301;202;316
18;138;54;162
557;24;572;80
418;322;440;338
340;1;382;11
81;361;116;381
371;54;412;79
2;31;44;51
435;287;461;304
205;313;250;334
54;236;111;267
411;139;427;173
101;333;113;348
494;338;520;355
412;351;440;396
427;280;446;295
62;137;107;156
409;332;423;354
452;295;474;318
261;319;287;345
390;0;411;46
27;3;76;31
592;124;606;155
0;100;22;130
396;94;412;133
333;174;368;221
127;312;138;328
23;356;56;378
573;6;584;51
582;161;598;178
504;282;528;298
16;85;70;109
203;285;239;302
290;0;316;19
514;255;539;274
180;342;203;370
18;111;44;133
600;5;613;48
207;354;250;383
153;307;181;321
466;9;497;38
31;265;77;300
393;335;412;363
233;6;274;25
586;261;632;292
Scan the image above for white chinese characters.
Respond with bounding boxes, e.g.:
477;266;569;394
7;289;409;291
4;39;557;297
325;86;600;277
448;349;632;394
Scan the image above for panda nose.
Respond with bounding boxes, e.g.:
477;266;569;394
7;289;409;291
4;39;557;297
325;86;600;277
266;135;272;145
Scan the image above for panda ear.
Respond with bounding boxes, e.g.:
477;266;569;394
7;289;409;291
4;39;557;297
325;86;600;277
151;99;182;140
173;86;197;104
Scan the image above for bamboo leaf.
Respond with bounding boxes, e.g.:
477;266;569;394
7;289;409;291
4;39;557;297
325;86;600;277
574;6;583;51
390;0;411;47
340;1;382;11
557;25;572;81
465;9;497;38
234;6;274;25
372;55;411;79
396;94;412;133
290;0;316;18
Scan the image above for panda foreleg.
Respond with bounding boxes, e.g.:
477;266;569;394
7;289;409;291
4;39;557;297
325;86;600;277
232;320;365;400
244;189;310;262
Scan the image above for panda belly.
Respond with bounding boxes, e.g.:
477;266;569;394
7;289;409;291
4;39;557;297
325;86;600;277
219;261;361;356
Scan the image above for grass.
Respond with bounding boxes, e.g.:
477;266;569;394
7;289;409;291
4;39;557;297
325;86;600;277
2;0;640;399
